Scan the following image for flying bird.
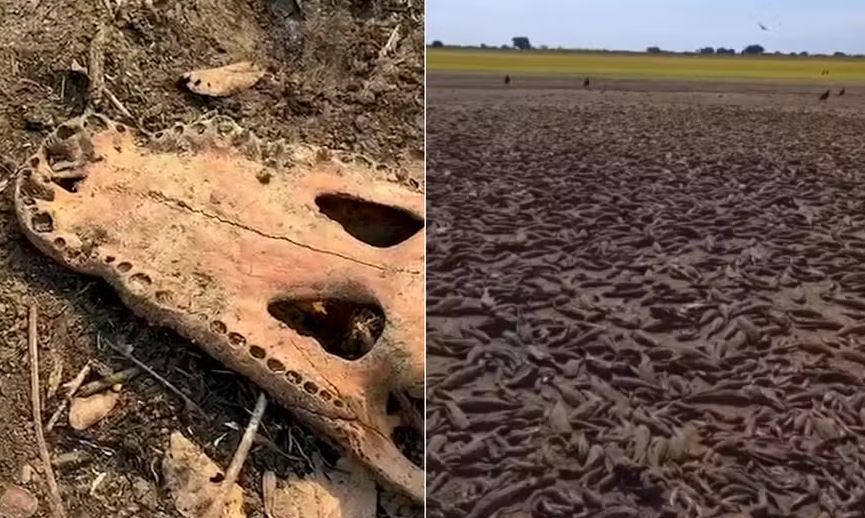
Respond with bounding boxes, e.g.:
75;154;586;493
504;74;510;85
583;76;590;88
819;89;830;101
758;22;768;31
839;88;846;96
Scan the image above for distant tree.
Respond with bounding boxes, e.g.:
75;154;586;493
540;44;549;50
480;43;488;49
799;51;809;56
742;44;765;55
834;51;847;57
699;46;715;54
716;47;735;55
646;46;661;54
512;36;532;50
431;40;444;48
500;44;510;50
788;52;797;56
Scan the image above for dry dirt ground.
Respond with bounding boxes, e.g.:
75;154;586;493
426;74;865;517
0;1;423;517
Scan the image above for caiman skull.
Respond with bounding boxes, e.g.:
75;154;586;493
13;113;425;501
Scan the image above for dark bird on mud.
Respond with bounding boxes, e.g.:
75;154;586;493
583;76;590;88
504;74;510;85
819;89;830;101
839;88;846;96
758;22;768;31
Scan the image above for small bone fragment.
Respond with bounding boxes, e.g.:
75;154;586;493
179;62;265;97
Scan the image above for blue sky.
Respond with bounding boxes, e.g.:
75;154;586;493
426;0;865;54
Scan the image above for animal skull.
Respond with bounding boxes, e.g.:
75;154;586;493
14;113;425;501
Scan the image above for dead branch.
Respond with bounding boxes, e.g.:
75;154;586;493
45;361;92;433
378;25;401;60
88;24;106;107
205;392;268;518
77;366;140;398
104;338;208;419
103;86;135;121
29;305;67;518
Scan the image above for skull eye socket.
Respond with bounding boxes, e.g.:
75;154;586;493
315;193;423;248
267;297;384;360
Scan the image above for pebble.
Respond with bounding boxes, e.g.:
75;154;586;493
0;484;38;518
17;465;33;485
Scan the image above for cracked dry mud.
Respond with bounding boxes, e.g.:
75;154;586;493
427;78;865;517
13;113;425;502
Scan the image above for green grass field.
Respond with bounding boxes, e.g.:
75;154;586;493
427;48;865;82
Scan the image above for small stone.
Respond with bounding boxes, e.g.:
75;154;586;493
131;477;158;510
0;483;38;518
18;465;33;485
163;432;246;518
69;391;120;430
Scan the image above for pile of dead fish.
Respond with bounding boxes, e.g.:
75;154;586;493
426;96;865;517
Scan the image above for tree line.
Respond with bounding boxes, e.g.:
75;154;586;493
429;38;857;57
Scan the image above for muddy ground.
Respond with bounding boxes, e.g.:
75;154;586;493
426;74;865;517
0;1;423;517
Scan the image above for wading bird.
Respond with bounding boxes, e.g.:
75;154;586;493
504;74;510;85
839;88;846;96
758;22;768;31
819;89;830;101
583;76;590;88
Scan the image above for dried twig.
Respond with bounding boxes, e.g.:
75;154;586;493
29;305;67;518
45;361;92;432
77;366;140;398
103;86;134;121
205;392;268;518
104;338;208;418
378;25;401;60
88;24;106;107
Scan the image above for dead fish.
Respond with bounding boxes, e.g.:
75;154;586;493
632;330;660;348
462;326;492;344
439;364;486;389
837;348;865;366
572;326;607;347
548;397;572;435
699;308;721;326
838;321;865;337
706;316;726;337
591;378;630;407
737;317;762;344
506;364;540;389
464;476;553;518
555;381;585;406
446;435;490;465
798;341;835;356
632;424;651;462
444;400;470;429
457;397;520;414
637;354;657;383
685;389;762;407
595;507;640;518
